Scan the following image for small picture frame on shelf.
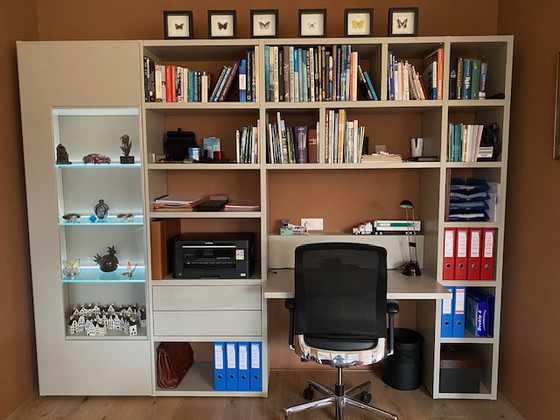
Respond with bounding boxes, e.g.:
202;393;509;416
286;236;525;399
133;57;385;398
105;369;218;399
208;10;237;39
388;7;418;37
344;9;374;37
298;9;327;38
250;9;279;38
163;11;193;40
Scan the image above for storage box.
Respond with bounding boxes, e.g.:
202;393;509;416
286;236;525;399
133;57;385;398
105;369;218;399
439;345;483;393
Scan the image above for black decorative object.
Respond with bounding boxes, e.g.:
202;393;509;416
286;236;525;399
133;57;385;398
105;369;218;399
163;10;193;39
94;199;110;219
94;246;119;273
400;200;421;276
56;144;71;165
479;122;501;161
120;134;135;164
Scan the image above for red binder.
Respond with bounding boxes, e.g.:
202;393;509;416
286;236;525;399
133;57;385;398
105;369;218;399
443;228;455;280
455;228;469;280
467;228;482;280
481;228;497;280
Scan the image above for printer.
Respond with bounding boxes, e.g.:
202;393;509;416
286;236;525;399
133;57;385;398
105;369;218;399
171;232;254;279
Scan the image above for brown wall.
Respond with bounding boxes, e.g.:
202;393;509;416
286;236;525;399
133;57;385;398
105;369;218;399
0;1;39;418
497;2;560;419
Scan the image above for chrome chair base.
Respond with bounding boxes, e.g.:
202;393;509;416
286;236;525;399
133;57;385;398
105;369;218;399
284;376;398;420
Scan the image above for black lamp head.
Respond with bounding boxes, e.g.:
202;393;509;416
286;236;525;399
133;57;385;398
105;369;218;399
400;200;414;209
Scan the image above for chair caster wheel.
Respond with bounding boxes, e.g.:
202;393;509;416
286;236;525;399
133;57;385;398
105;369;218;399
303;386;314;400
360;391;372;404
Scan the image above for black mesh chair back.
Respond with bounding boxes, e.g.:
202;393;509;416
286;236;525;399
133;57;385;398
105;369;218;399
294;242;388;350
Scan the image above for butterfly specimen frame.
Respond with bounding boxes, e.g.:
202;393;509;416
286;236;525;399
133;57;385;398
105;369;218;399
250;9;278;38
344;8;373;37
298;9;327;38
208;10;237;39
388;7;418;37
163;11;193;39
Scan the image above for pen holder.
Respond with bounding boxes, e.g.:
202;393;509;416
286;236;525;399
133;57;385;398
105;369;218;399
411;137;424;157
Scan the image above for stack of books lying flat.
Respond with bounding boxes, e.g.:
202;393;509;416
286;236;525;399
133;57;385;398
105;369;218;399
361;153;402;163
152;195;203;211
223;202;260;212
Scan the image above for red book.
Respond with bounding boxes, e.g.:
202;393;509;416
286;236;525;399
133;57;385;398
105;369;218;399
165;65;173;102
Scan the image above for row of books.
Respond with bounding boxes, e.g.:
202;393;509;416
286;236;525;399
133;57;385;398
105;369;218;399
263;45;379;103
388;48;443;100
450;58;488;100
235;124;259;164
325;109;366;163
448;123;485;162
441;286;495;338
266;112;319;164
143;49;258;102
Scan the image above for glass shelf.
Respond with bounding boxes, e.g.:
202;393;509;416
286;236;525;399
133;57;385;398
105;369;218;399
61;266;146;283
59;215;144;225
56;162;142;168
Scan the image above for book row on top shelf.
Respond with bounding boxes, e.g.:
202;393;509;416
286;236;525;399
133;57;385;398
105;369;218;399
142;38;509;105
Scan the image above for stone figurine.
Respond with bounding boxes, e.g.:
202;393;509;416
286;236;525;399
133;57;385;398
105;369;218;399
56;143;71;164
120;134;135;164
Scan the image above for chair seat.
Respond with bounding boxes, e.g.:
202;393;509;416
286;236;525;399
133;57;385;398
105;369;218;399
305;335;378;351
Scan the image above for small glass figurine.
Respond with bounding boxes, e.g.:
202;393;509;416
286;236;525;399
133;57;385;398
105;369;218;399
56;143;72;165
94;199;110;219
94;246;119;272
120;134;135;164
62;258;81;277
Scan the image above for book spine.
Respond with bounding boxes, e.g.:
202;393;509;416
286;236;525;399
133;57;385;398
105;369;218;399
437;48;444;100
219;62;239;102
282;46;290;102
273;46;279;102
462;59;473;100
479;62;488;99
456;57;464;100
239;58;247;102
471;59;481;100
209;66;225;102
264;46;270;102
246;50;252;102
143;56;150;102
357;65;373;101
388;50;395;100
155;63;162;102
449;57;458;100
214;66;231;102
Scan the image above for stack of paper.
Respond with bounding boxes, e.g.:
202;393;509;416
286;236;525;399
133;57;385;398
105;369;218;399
153;195;203;211
361;153;402;163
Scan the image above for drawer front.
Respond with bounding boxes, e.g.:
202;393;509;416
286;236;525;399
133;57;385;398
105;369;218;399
152;285;261;311
153;311;262;336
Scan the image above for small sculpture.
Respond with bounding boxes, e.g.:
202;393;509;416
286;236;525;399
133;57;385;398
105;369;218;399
121;261;138;278
117;213;135;222
62;258;81;277
94;246;119;272
94;199;110;219
56;144;72;165
120;134;135;164
62;213;81;223
83;153;111;164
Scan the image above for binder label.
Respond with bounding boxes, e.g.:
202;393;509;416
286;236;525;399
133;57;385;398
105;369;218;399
470;231;480;257
484;231;494;257
227;343;236;369
442;297;452;314
457;230;468;258
251;343;260;368
455;288;465;314
239;345;248;370
444;230;454;257
215;344;224;370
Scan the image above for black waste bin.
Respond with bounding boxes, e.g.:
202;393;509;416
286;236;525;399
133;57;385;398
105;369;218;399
382;328;423;390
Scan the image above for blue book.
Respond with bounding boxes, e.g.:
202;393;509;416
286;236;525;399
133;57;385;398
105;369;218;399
237;342;250;391
294;48;299;101
388;50;395;100
462;59;473;99
363;71;379;101
239;59;247;102
226;342;238;391
249;342;262;391
452;286;466;337
441;287;454;337
213;342;226;391
466;289;495;337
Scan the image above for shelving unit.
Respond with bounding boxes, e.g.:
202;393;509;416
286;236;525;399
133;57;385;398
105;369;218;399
18;35;511;400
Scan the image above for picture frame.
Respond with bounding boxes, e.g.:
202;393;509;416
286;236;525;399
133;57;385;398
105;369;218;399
388;7;418;37
344;9;374;37
298;9;327;38
208;10;237;39
554;52;560;158
163;11;193;39
250;9;279;38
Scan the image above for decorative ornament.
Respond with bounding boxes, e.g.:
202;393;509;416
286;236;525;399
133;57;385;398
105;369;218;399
120;134;135;164
94;246;119;272
94;199;110;219
62;258;81;277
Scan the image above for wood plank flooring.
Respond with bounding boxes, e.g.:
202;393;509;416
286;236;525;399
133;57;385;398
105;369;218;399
8;369;524;420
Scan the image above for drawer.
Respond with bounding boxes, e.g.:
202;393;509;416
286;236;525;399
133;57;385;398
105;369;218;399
152;285;261;311
153;310;261;336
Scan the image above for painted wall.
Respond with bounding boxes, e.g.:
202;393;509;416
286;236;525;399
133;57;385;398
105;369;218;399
0;1;39;418
497;1;560;419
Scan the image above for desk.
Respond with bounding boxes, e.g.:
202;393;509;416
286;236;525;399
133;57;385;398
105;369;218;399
265;269;451;300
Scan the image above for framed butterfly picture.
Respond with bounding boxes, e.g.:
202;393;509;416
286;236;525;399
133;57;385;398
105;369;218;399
344;9;374;37
163;11;193;39
208;10;237;39
298;9;327;38
250;9;278;38
388;7;418;37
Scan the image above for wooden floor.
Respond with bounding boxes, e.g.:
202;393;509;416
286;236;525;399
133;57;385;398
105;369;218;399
8;369;524;420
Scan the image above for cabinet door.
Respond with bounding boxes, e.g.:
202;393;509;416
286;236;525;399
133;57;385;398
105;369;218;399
18;41;151;395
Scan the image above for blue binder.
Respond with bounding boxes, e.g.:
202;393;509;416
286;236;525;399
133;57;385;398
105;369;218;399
441;287;454;337
452;286;466;337
213;342;226;391
249;342;262;391
225;342;238;391
237;342;250;391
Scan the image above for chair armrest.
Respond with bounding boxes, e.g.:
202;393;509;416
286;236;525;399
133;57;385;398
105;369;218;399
285;298;295;349
386;299;400;356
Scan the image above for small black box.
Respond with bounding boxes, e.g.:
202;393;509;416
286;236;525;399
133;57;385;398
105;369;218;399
439;345;483;393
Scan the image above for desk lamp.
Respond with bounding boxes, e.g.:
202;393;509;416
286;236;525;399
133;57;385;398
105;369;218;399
400;200;421;276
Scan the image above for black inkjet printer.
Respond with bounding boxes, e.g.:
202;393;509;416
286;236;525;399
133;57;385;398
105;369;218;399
171;232;254;279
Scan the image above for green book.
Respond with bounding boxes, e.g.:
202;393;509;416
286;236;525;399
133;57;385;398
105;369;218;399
471;59;481;100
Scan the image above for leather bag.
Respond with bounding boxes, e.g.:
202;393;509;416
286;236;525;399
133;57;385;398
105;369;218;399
156;342;194;389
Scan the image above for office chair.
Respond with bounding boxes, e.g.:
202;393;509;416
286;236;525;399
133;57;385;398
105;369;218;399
284;243;399;420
